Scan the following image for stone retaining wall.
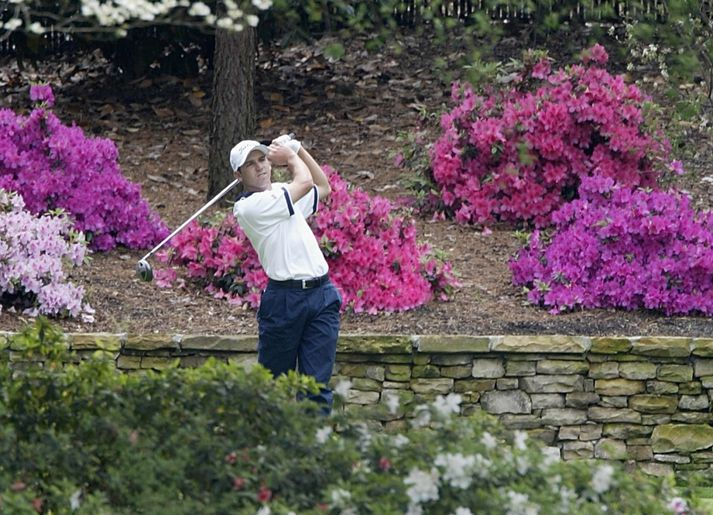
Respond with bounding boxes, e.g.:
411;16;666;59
4;331;713;476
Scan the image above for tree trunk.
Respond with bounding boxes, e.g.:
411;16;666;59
207;26;256;200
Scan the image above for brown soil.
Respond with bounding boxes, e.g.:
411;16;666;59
1;33;712;337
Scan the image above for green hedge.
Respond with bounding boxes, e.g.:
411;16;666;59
0;319;701;514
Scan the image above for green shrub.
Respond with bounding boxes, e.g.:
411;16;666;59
0;319;698;514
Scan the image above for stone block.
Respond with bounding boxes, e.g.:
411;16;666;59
69;333;124;351
505;361;536;377
180;355;210;368
124;335;178;351
628;445;654;461
562;441;594;459
528;428;557;445
594;438;627;460
481;390;532;415
651;424;713;453
520;375;584;393
590;337;632;354
492;335;590;353
338;335;413;354
557;426;581;440
579;424;603;441
589;362;619;379
415;335;490;353
691;451;713;463
500;415;543;429
471;358;505;378
441;365;473;379
537;360;589;375
338;364;371;377
180;335;257;352
602;423;652;439
531;394;565;409
702;376;713;389
382;381;409;390
679;395;709;411
641;414;672;425
599;396;628;408
672;412;712;424
588;407;642;424
431;354;473;366
631;337;691;357
365;365;386;381
595;379;645;396
541;409;587;426
141;357;180;370
679;382;702;395
227;354;257;370
629;395;679;414
116;355;142;370
618;362;657;380
385;365;411;381
496;378;519;390
691;338;713;357
694;359;713;377
565;392;600;408
347;390;380;405
638;462;673;477
352;378;382;392
412;365;442;378
654;454;691;464
453;379;495;393
646;380;679;394
410;378;453;395
657;365;693;383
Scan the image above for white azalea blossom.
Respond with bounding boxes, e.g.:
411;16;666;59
434;452;476;489
406;504;424;515
383;391;401;415
472;454;492;479
506;490;540;515
329;488;352;508
315;425;332;444
334;379;352;399
256;507;271;515
513;430;528;451
481;431;497;450
391;434;410;448
188;1;210;16
540;446;561;467
433;393;462;417
591;464;615;494
252;0;272;9
411;405;432;428
404;468;440;504
454;509;473;515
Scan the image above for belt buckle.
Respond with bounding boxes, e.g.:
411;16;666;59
301;279;308;289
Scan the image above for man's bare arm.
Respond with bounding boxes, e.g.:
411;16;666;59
297;147;331;200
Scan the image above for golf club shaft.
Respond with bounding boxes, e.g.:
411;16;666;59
139;178;240;262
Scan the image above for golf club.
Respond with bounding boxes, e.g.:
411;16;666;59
136;134;295;282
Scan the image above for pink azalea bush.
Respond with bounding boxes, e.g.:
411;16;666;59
156;167;459;314
428;45;671;227
0;84;168;251
510;176;713;315
0;189;94;320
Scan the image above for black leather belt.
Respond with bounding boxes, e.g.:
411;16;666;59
268;274;329;289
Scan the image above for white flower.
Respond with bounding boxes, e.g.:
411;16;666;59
513;430;528;451
391;434;410;448
252;0;272;9
591;464;615;494
330;488;352;508
454;508;473;515
315;425;332;444
506;490;539;515
4;18;22;30
216;17;233;29
334;379;351;398
28;22;45;34
433;393;462;417
404;468;440;504
69;489;82;511
411;405;431;428
481;431;497;450
668;497;689;514
383;391;400;414
406;504;424;515
188;1;211;16
515;455;529;475
256;507;271;515
246;14;259;27
540;446;561;467
559;487;576;511
435;452;476;489
472;454;492;479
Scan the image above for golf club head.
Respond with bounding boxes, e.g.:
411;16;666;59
136;259;153;282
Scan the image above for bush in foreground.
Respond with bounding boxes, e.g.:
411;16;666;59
510;177;713;315
155;167;459;314
0;189;94;320
0;320;697;514
0;84;168;251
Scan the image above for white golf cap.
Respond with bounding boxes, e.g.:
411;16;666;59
229;140;269;172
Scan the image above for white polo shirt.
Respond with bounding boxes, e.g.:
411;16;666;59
233;183;328;281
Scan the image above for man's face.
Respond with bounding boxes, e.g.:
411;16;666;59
236;149;271;191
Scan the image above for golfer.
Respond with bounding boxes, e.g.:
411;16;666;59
229;135;341;414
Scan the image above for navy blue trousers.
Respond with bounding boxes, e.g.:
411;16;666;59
257;279;341;414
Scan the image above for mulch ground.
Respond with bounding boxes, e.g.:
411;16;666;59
1;32;712;337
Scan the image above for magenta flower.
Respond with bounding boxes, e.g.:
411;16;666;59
29;84;55;107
